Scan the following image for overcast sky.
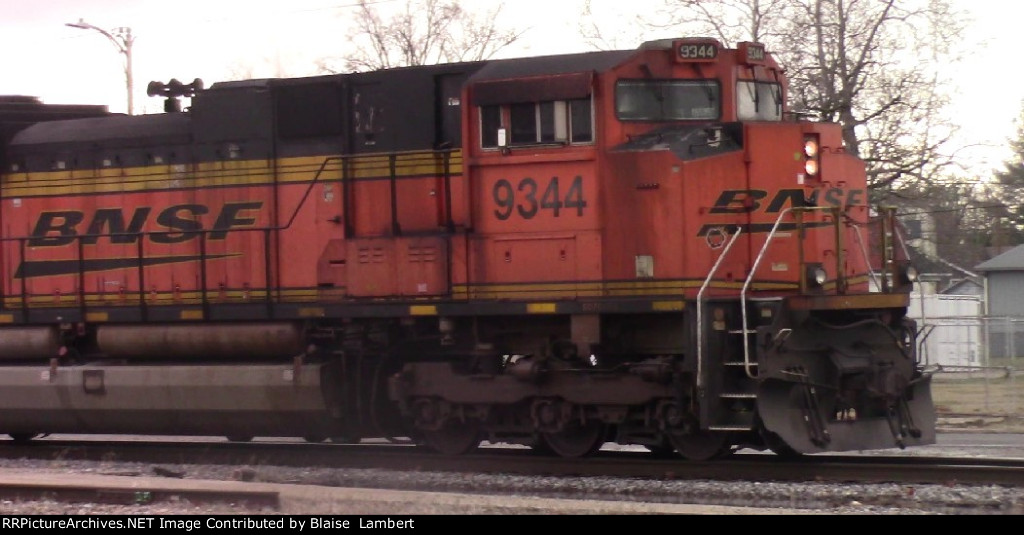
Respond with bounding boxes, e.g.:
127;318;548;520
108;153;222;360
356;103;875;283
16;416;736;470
0;0;1016;177
0;0;622;113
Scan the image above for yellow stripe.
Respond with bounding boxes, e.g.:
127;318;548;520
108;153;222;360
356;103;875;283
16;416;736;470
526;303;557;314
180;309;204;320
652;301;684;311
0;314;13;324
299;307;325;318
409;305;438;316
85;312;109;322
2;151;465;198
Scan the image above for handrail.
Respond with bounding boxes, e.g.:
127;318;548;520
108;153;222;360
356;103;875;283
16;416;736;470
851;224;881;290
740;208;793;378
695;226;743;392
739;205;853;378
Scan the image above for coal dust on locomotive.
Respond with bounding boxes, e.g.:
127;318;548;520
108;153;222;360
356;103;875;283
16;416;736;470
0;38;933;459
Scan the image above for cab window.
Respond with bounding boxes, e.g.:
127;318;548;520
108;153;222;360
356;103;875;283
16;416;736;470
737;81;782;121
615;80;720;121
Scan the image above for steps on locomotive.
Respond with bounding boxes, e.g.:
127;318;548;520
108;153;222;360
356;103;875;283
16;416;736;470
700;298;782;431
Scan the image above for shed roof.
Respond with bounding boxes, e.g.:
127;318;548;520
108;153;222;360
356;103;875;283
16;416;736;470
975;243;1024;272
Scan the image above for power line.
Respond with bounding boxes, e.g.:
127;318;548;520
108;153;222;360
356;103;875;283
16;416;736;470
898;203;1019;218
57;0;402;42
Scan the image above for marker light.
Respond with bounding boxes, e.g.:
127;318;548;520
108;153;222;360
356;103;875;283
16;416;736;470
803;134;821;177
805;160;819;176
804;139;819;158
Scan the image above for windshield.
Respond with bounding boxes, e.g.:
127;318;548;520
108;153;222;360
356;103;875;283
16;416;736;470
615;80;719;121
737;81;783;121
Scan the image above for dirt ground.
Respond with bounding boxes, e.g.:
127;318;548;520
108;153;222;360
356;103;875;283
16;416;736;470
931;368;1024;432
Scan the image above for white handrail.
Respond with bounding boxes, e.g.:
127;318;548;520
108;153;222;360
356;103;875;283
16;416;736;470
740;206;850;378
851;224;881;290
740;208;794;378
695;226;743;392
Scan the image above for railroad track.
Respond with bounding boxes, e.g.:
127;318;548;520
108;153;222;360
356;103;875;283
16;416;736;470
1;436;1023;493
0;473;280;511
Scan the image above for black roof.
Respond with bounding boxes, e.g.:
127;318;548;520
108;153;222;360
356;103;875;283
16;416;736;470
10;113;190;146
468;50;635;83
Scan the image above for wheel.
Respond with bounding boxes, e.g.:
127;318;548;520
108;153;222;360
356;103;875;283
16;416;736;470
8;433;38;444
526;435;555;455
226;435;254;443
667;430;733;461
540;422;605;458
759;426;804;458
420;419;482;455
644;437;678;458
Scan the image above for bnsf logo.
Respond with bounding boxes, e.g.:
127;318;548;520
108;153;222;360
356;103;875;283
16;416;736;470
697;187;867;237
28;202;263;247
709;187;866;214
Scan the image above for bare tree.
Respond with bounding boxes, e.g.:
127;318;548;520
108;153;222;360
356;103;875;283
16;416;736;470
900;181;998;273
977;102;1024;246
578;1;650;50
580;0;793;50
780;0;966;200
320;0;524;73
582;0;969;203
660;0;793;44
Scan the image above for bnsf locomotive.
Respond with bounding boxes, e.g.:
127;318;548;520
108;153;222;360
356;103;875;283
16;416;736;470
0;38;932;459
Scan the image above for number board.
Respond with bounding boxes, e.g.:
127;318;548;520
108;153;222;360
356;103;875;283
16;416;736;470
739;42;767;65
673;39;720;63
492;176;587;221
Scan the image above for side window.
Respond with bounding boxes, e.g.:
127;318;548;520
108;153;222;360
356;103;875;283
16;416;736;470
510;103;537;144
479;98;594;149
539;101;557;143
481;105;501;148
569;98;592;143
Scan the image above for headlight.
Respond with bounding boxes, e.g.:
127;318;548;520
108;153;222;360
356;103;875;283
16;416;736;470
806;265;827;288
903;265;919;283
813;267;827;285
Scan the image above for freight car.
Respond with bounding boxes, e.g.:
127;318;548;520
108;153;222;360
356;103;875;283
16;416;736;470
0;38;933;459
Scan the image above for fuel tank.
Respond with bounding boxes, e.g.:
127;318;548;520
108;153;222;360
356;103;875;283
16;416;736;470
96;322;306;359
0;326;61;360
0;361;347;438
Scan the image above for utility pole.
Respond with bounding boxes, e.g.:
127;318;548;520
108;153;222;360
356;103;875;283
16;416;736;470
66;19;135;115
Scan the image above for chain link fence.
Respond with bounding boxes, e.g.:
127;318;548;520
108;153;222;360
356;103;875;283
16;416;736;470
915;307;1024;428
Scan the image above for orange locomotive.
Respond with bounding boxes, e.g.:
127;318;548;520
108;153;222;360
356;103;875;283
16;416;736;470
0;38;932;458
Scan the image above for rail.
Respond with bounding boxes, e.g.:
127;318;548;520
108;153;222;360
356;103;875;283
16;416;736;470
0;149;458;321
